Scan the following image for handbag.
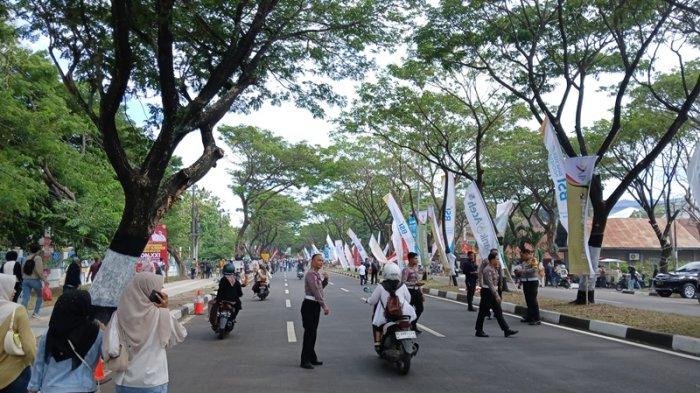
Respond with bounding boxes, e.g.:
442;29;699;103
104;313;129;372
3;307;25;356
42;283;53;302
68;339;101;393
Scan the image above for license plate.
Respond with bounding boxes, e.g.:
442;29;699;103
395;331;417;340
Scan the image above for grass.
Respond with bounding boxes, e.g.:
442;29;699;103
424;280;700;339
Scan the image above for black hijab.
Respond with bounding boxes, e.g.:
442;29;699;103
381;279;401;293
45;290;99;369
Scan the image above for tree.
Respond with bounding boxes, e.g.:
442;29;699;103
18;0;414;312
416;0;700;303
245;193;305;254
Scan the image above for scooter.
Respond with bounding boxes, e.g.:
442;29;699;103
297;271;304;280
257;283;270;300
211;300;236;339
376;316;419;375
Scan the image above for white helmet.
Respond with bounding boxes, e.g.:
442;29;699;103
382;262;401;281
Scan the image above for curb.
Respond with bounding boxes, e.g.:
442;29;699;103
422;287;700;357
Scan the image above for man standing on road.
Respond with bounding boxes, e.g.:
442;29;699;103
460;251;478;312
513;248;541;325
358;263;367;286
370;258;380;285
402;253;424;333
475;253;518;338
300;253;330;369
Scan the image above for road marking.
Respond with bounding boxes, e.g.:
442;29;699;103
285;299;291;308
286;321;297;343
417;323;446;338
285;289;289;294
340;288;349;293
181;315;195;325
424;294;700;362
329;282;334;286
361;297;367;302
285;283;288;287
597;299;624;305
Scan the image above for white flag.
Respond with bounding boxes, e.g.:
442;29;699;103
303;248;311;260
383;193;417;259
334;240;349;268
347;228;368;260
427;206;451;273
542;117;569;232
311;243;320;255
325;235;337;261
344;243;355;268
369;234;388;264
443;172;457;252
463;182;501;262
391;221;404;269
687;141;700;209
495;200;516;236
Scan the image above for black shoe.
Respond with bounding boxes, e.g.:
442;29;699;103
475;331;489;337
486;316;492;320
300;362;314;369
468;307;476;312
504;330;518;337
311;361;323;366
528;321;541;326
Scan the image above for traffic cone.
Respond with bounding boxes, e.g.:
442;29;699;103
94;358;105;382
194;289;204;315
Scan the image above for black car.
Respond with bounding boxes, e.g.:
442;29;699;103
653;261;700;299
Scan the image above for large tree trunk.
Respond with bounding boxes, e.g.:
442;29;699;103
648;215;673;274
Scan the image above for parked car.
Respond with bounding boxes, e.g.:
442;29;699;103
653;261;700;299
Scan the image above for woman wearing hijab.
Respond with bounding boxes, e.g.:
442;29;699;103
63;257;82;293
27;290;102;393
0;274;37;393
367;263;416;350
105;272;186;393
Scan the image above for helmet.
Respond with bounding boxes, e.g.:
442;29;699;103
223;263;236;276
382;262;401;281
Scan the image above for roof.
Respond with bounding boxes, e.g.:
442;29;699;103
677;218;700;243
571;218;700;250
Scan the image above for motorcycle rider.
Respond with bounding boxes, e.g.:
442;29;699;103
367;262;416;350
212;264;247;325
401;252;424;333
253;266;270;295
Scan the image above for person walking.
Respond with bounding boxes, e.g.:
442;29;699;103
21;244;48;319
447;251;458;286
1;251;22;302
370;259;380;285
401;253;424;333
513;248;541;325
627;265;637;290
475;254;518;338
357;263;367;286
460;251;478;312
105;272;186;393
88;258;101;283
0;274;37;393
27;290;102;393
63;256;82;293
300;253;330;370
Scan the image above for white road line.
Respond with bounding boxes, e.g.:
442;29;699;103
287;321;297;343
340;288;349;293
424;294;700;362
285;299;291;308
180;315;195;325
329;282;335;286
361;297;367;302
417;323;446;338
285;283;288;287
285;289;289;294
597;299;624;305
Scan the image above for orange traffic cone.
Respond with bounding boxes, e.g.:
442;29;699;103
194;289;204;315
94;358;105;382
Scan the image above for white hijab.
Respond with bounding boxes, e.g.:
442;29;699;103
0;273;19;324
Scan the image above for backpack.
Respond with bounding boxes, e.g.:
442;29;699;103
23;255;36;276
384;291;403;320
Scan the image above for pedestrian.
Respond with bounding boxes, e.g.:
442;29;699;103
545;262;554;287
460;251;478;312
63;256;82;293
27;290;102;393
1;251;22;302
475;254;518;338
357;263;367;286
513;248;541;325
370;259;380;285
447;250;458;286
105;272;186;393
300;253;330;370
21;244;49;319
401;253;424;333
627;265;637;290
88;258;101;283
205;262;212;279
0;273;37;393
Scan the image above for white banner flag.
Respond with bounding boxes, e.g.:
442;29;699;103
303;247;311;260
443;172;456;252
344;243;355;268
463;182;501;262
311;243;320;255
326;235;337;261
542;117;569;232
334;240;349;268
347;228;368;261
687;141;700;209
427;206;451;273
383;193;417;258
495;200;516;236
417;210;428;224
391;221;404;268
369;234;389;264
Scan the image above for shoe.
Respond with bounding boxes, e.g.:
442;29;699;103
528;321;541;326
504;330;518;337
475;331;489;337
311;361;323;366
31;314;40;319
468;307;476;312
300;363;314;369
486;316;492;320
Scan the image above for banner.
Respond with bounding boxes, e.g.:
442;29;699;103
565;156;597;276
443;172;456;252
541;117;569;232
325;235;337;261
463;182;501;263
495;200;516;236
335;240;349;269
141;224;168;268
323;245;330;261
302;248;311;261
383;193;418;257
347;228;368;260
407;215;419;253
417;217;430;267
417;210;428;225
427;206;450;273
344;243;355;268
689;141;700;209
311;243;320;255
391;221;404;269
369;234;389;264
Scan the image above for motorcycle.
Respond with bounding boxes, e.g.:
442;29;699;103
376;316;419;375
297;271;304;280
257;283;270;300
615;274;644;291
211;300;236;339
556;272;571;289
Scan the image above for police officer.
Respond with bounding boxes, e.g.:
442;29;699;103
460;251;478;311
300;253;330;369
402;252;424;333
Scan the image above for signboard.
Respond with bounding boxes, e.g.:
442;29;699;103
141;224;168;269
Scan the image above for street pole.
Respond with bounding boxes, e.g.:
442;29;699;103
191;186;199;271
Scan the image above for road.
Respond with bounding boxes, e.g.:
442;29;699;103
100;271;699;393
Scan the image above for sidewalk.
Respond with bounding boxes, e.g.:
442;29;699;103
29;278;216;338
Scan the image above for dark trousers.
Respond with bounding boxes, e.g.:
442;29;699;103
451;275;458;286
1;366;30;393
359;274;366;285
370;271;378;284
465;278;477;308
408;288;424;328
300;299;321;364
522;280;540;322
475;289;509;332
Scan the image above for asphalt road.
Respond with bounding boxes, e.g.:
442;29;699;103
100;271;699;393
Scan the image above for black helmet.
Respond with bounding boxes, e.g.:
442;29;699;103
223;263;236;276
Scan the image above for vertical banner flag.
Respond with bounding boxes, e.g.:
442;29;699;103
335;240;349;268
311;243;320;255
688;141;700;209
565;156;598;276
383;193;418;261
391;221;404;268
325;235;337;261
427;206;451;273
369;234;389;264
347;228;369;260
463;182;501;264
443;172;457;251
407;215;419;253
323;245;330;261
344;244;355;268
494;200;516;236
303;247;311;261
541;117;569;232
417;217;429;267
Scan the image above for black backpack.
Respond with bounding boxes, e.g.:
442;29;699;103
23;255;36;275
